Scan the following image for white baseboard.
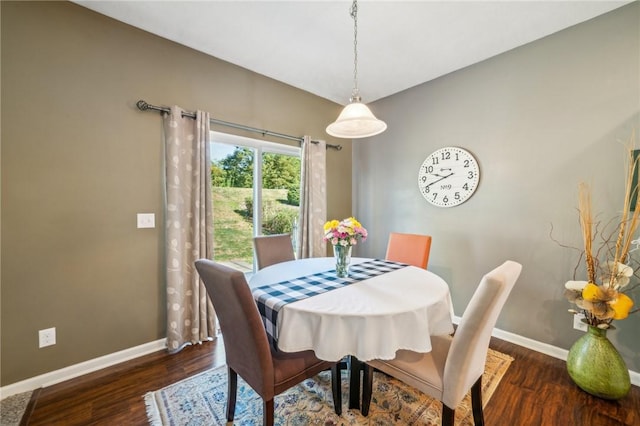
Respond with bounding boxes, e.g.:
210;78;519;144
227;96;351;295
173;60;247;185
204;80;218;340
2;322;639;401
452;316;640;387
0;339;167;400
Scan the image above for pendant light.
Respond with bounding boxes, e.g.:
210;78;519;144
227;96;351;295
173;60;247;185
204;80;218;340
326;0;387;139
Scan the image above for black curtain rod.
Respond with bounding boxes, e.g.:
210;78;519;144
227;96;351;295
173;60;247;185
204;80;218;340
136;100;342;151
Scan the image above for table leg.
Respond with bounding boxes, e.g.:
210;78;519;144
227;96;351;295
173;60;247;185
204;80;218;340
348;355;362;409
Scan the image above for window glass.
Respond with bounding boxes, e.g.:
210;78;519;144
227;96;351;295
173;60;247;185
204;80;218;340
210;132;300;275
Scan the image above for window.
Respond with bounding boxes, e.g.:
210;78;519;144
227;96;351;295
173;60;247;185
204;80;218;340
210;131;301;274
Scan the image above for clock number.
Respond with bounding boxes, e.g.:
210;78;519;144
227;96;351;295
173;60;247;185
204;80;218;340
463;159;470;167
431;157;439;165
454;192;460;200
424;165;434;173
442;195;449;204
463;182;469;191
441;152;451;160
467;171;475;179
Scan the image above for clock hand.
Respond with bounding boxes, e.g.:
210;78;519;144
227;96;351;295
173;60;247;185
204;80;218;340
424;172;454;189
431;169;454;178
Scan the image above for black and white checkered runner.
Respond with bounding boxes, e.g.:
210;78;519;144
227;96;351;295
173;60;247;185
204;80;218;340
252;259;407;348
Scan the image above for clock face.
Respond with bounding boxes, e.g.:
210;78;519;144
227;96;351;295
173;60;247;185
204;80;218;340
417;147;480;207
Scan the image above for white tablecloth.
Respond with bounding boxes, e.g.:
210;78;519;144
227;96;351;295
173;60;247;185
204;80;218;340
249;257;454;362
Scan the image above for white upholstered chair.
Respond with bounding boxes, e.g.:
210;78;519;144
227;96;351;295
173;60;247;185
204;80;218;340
362;260;522;426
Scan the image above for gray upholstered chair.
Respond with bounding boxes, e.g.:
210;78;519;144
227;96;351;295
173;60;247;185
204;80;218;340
253;233;295;270
362;260;522;426
385;232;432;269
194;259;342;425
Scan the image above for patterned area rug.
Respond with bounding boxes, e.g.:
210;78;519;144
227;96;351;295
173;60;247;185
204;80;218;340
0;390;33;426
145;349;513;425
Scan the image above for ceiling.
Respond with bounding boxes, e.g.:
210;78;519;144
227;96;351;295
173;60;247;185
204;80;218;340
73;1;632;105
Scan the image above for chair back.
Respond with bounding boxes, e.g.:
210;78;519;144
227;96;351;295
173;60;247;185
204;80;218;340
385;232;432;268
442;260;522;408
253;233;295;270
194;259;274;398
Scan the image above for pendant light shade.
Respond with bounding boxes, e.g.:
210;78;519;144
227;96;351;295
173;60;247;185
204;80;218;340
326;98;387;139
326;0;387;139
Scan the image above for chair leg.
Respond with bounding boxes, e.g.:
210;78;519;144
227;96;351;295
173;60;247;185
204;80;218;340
442;404;455;426
361;363;373;416
331;363;342;415
263;398;274;426
470;376;485;426
226;366;238;421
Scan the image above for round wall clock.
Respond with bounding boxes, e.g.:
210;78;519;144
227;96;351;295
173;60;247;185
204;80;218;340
417;146;480;207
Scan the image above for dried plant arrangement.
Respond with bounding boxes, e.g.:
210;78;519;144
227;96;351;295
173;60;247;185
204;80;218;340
559;132;639;329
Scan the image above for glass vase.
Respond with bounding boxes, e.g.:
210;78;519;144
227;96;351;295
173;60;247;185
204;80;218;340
333;245;352;278
566;325;631;400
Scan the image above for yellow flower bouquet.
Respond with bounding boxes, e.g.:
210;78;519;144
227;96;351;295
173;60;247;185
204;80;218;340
323;217;367;278
323;217;368;247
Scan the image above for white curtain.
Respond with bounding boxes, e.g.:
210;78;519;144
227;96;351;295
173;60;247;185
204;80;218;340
297;136;327;258
163;106;216;352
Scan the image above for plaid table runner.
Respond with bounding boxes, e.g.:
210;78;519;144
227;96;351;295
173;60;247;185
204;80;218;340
252;259;407;348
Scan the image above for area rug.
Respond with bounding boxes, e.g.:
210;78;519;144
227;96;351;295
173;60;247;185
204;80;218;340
0;390;33;426
145;349;513;425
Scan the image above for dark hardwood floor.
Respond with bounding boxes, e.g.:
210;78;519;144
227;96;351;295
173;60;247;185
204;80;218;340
23;336;640;425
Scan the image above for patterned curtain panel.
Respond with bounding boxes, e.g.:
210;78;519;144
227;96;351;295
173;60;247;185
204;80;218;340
163;106;216;352
297;136;327;258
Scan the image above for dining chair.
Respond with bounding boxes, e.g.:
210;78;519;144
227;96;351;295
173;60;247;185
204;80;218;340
253;233;296;270
385;232;432;268
361;260;522;426
194;259;342;425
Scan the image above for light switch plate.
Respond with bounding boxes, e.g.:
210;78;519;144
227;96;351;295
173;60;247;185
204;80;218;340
137;213;155;229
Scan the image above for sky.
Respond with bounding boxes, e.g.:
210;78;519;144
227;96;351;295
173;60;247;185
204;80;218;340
210;142;237;162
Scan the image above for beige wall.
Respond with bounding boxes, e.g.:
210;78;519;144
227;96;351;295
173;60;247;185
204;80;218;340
0;1;352;386
355;3;640;371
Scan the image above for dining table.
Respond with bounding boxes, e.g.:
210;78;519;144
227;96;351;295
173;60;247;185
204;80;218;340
249;256;454;409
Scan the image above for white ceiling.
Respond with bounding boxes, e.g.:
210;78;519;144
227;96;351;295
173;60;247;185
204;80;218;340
73;1;632;105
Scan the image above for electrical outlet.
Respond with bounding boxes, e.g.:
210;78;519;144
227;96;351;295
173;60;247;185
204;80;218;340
39;327;56;348
573;313;588;332
137;213;155;229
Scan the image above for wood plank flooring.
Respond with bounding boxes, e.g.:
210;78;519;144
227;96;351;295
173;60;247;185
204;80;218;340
23;336;640;425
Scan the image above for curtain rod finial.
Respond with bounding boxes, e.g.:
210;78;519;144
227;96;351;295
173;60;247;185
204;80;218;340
136;100;149;111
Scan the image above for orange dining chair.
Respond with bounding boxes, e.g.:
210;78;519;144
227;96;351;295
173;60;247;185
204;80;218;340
253;233;295;270
361;260;522;426
194;259;342;425
385;232;432;268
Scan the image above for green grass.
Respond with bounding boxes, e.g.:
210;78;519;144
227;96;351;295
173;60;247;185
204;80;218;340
212;187;297;264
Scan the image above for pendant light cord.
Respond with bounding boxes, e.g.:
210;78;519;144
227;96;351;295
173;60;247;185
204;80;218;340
325;0;387;138
350;0;360;102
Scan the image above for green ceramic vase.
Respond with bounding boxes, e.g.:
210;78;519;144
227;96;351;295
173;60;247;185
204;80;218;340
566;325;631;400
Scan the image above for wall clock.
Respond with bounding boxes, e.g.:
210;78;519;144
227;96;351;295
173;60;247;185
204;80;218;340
417;147;480;207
